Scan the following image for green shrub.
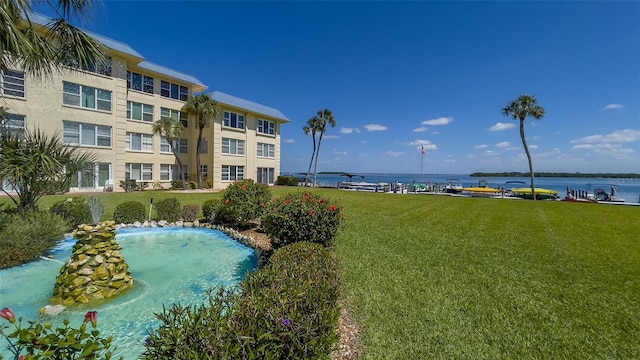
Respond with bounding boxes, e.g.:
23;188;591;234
143;242;340;359
119;179;137;192
0;211;68;269
182;204;200;222
261;192;344;249
49;196;92;229
217;179;271;225
113;201;146;223
155;198;182;222
201;199;220;223
275;175;300;186
170;180;183;190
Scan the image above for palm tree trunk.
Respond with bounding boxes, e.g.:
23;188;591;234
519;118;536;201
313;133;324;186
196;125;204;189
305;135;316;187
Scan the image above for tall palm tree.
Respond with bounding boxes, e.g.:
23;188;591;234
152;117;186;190
502;95;545;200
1;0;105;77
182;93;219;189
302;116;320;186
312;109;336;186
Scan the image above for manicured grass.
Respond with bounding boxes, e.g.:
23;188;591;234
3;188;640;358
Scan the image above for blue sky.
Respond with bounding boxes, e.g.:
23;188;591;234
37;1;639;174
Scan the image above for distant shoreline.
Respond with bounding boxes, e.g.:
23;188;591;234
470;172;640;178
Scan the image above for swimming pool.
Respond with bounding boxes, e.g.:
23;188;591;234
0;227;258;358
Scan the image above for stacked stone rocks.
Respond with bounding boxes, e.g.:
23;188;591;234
51;221;133;306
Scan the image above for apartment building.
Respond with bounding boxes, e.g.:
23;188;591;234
0;13;289;191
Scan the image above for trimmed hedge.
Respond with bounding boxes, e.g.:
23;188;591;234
182;204;200;222
113;201;146;223
201;199;220;223
154;198;182;222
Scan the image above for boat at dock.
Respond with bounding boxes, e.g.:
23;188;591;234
462;179;503;197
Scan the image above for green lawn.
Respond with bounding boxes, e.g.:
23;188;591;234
4;188;640;358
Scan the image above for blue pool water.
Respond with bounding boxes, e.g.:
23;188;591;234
0;227;258;359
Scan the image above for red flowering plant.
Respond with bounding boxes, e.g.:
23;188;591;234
261;192;344;249
216;179;271;225
0;308;118;359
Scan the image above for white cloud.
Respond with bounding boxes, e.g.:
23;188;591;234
496;141;511;148
334;151;348;155
323;135;340;139
364;124;388;131
485;150;499;156
529;145;538;150
340;127;360;134
489;122;516;131
571;144;595;150
422;116;453;126
570;129;640;144
604;104;624;110
386;151;404;157
283;138;295;144
413;126;428;132
431;131;441;135
475;144;488;149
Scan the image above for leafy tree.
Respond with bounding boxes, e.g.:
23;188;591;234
1;0;105;77
312;109;336;186
0;128;96;212
182;93;218;189
502;95;545;200
302;116;320;186
152;117;186;190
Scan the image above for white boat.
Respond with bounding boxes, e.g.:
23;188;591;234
586;184;625;203
444;179;464;194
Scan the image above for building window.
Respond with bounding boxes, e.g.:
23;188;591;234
126;132;154;152
257;119;275;135
160;164;177;181
63;81;112;111
222;138;245;155
160;136;171;153
127;71;154;94
161;107;188;127
222;165;244;181
125;163;153;181
200;165;208;179
82;57;112;76
1;69;25;98
160;80;188;101
198;138;208;154
223;111;245;129
69;162;111;188
1;113;26;136
257;167;275;185
63;121;111;147
127;101;154;122
257;143;275;158
175;138;188;154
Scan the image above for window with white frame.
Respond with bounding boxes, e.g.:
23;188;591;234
160;80;189;101
63;121;111;147
257;142;275;158
222;138;245;155
127;101;154;122
63;81;112;111
256;167;275;185
198;138;208;154
257;119;275;135
127;71;154;94
200;165;208;179
160;136;171;153
125;163;153;181
222;165;244;181
223;111;245;129
1;69;25;98
161;107;188;127
175;138;188;154
1;113;26;136
160;164;177;181
126;132;154;152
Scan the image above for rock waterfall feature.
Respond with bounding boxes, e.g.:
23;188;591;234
51;221;133;306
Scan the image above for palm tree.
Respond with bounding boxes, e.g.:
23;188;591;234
0;128;96;212
302;116;320;186
1;0;105;77
502;95;545;200
182;93;219;189
312;109;336;186
152;117;186;190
